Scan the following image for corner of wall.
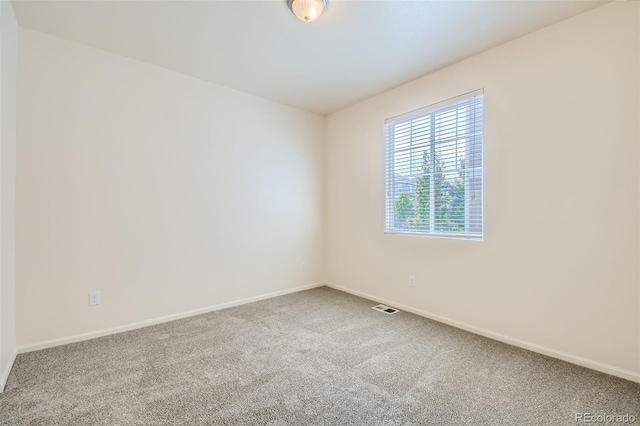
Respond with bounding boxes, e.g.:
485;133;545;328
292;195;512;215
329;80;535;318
0;0;19;390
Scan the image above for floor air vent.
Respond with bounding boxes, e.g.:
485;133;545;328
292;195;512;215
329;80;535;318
372;304;400;315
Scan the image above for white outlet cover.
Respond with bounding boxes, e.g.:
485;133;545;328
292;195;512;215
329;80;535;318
89;291;101;306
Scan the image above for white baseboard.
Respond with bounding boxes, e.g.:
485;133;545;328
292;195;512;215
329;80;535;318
16;281;640;384
18;282;324;354
325;282;640;384
0;347;18;393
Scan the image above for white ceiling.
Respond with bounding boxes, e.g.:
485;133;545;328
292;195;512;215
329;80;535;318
13;0;607;115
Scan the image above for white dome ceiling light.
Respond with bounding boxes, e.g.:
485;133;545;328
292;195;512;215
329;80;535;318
288;0;327;23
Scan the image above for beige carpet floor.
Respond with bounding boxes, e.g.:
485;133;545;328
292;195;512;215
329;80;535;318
1;286;639;425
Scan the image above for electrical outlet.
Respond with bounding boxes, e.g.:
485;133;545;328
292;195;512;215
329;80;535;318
301;261;307;271
409;276;416;287
89;291;101;306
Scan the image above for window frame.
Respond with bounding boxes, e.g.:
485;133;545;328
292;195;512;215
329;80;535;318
383;89;484;241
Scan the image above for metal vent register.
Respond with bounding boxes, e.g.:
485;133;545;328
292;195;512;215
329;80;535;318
372;304;400;315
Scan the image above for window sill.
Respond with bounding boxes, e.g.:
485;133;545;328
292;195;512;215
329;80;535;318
384;231;483;242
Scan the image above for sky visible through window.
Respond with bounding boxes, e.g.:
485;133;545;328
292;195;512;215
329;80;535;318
393;107;468;180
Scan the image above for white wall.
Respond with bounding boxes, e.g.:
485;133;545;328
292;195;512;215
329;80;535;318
325;2;640;376
16;29;324;347
0;0;18;391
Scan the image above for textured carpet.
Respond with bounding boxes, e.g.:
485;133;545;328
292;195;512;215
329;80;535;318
1;286;639;425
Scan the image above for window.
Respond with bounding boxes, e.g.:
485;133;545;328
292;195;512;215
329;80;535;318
384;90;484;240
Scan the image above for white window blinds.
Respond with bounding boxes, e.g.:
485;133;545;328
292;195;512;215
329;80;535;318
384;90;484;239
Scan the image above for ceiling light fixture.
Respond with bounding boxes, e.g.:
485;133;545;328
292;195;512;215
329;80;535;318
288;0;327;23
